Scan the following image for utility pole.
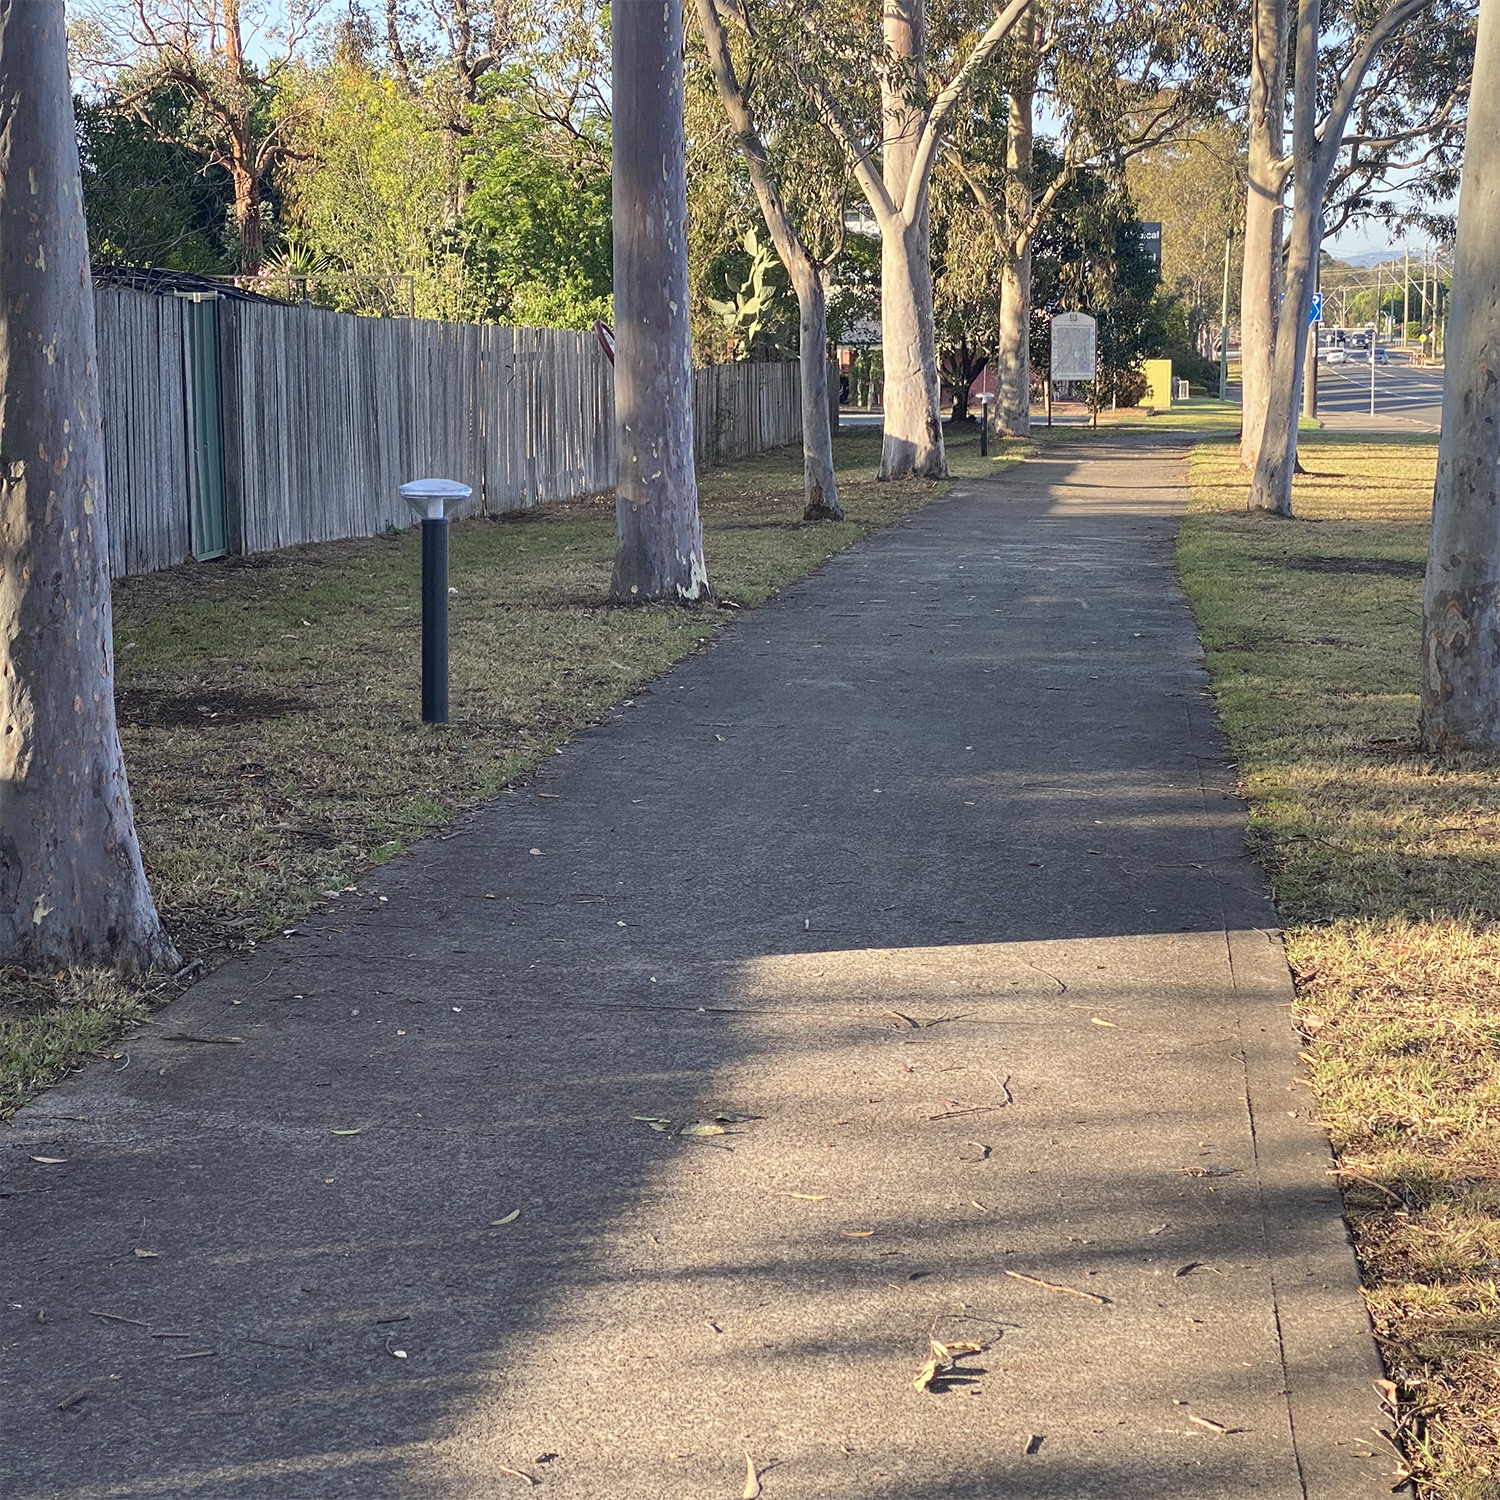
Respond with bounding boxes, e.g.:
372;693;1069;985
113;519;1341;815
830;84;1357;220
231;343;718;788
1403;246;1410;344
1422;245;1430;356
1220;229;1233;400
1370;320;1378;416
1438;251;1448;359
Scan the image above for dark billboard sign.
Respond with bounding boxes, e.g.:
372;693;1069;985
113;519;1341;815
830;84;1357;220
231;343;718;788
1137;221;1162;274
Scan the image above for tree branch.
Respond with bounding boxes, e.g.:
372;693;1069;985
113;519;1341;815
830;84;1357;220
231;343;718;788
796;59;897;224
695;0;816;277
903;0;1031;221
1313;0;1439;181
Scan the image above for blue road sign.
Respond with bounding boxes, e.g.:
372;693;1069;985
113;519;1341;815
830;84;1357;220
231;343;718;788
1310;292;1323;324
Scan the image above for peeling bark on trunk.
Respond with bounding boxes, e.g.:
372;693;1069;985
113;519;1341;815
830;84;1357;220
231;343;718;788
0;2;177;972
879;214;945;479
995;13;1035;439
229;162;263;275
996;249;1032;438
878;0;945;481
609;0;711;604
1239;0;1287;468
1420;0;1500;749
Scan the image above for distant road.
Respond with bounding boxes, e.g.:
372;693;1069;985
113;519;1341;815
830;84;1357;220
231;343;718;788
1313;355;1444;433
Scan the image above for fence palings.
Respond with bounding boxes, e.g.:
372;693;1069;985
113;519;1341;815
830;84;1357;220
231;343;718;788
92;288;802;578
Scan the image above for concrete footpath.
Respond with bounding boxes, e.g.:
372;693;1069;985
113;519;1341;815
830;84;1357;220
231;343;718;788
3;434;1390;1500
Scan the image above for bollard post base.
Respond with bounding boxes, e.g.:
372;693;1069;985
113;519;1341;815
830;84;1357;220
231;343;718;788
421;516;449;725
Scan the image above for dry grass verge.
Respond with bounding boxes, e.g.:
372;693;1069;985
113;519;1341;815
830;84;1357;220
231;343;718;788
1179;432;1500;1500
2;424;1017;1116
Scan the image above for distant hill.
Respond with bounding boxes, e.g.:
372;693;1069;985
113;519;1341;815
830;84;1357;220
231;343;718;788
1334;248;1402;267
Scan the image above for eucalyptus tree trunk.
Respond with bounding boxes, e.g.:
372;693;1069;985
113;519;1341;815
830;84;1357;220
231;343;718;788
1249;189;1320;514
878;0;946;481
788;260;841;518
1250;0;1320;514
1420;0;1500;749
609;0;711;603
694;0;840;519
0;2;177;972
1251;0;1435;514
995;11;1036;438
1239;0;1288;468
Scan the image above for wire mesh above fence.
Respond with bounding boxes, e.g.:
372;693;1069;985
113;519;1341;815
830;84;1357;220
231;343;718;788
92;288;803;579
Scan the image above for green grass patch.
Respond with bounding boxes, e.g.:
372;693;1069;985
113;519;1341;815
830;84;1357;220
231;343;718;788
1;426;1025;1116
1179;430;1500;1499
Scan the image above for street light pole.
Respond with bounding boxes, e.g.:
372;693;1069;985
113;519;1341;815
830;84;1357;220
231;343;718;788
1370;321;1377;417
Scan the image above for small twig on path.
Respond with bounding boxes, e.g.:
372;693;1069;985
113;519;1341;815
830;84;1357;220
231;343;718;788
1005;1270;1112;1306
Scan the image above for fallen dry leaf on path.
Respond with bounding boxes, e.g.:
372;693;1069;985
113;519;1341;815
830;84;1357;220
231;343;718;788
31;1156;68;1165
679;1122;726;1137
1188;1414;1228;1435
496;1462;537;1487
742;1450;762;1498
1089;1018;1117;1028
843;1230;875;1238
133;1249;160;1259
786;1193;827;1201
913;1338;984;1392
490;1210;521;1226
932;1340;983;1359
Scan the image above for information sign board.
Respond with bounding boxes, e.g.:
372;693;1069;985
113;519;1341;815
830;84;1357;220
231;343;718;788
1050;312;1097;382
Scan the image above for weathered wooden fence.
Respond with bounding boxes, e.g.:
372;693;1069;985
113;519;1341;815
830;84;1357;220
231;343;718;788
93;288;802;578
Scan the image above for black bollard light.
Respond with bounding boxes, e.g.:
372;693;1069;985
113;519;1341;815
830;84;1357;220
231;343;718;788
979;395;990;457
398;479;472;725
